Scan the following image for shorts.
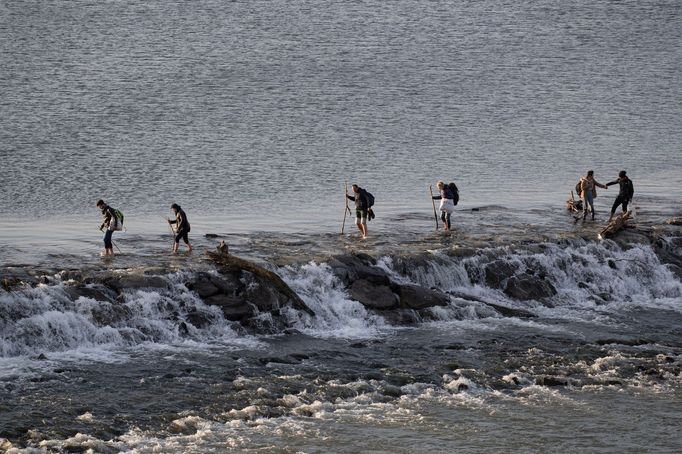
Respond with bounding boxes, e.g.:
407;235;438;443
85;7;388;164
356;209;367;225
175;230;190;244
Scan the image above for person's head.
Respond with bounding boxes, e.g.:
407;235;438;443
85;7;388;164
351;184;360;193
586;170;594;178
171;203;180;213
619;170;627;178
96;199;105;209
436;180;445;189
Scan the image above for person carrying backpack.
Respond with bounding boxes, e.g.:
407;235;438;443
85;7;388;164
605;170;634;221
168;203;193;253
346;184;373;239
577;170;608;221
96;199;123;256
431;180;456;231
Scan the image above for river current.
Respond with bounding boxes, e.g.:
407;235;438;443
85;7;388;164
1;0;681;453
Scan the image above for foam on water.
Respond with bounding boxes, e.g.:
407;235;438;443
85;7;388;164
278;261;390;338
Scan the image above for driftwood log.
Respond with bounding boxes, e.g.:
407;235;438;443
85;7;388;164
566;191;583;213
598;210;632;239
206;245;314;316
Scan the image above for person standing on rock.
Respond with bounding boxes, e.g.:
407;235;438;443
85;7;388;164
577;170;608;221
168;203;193;253
431;180;456;231
605;170;634;221
346;184;373;239
96;199;122;257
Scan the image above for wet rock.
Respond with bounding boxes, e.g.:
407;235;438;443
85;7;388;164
185;310;213;328
394;284;449;310
328;254;390;286
188;279;220;299
380;308;421;325
477;301;536;318
207;249;314;318
536;376;569;387
205;294;255;321
503;274;557;301
484;260;517;288
103;275;168;292
64;285;116;303
349;280;399;310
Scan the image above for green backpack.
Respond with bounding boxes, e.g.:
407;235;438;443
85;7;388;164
114;208;124;224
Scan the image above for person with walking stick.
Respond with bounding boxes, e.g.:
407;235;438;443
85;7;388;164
96;199;123;256
168;203;193;253
431;181;457;231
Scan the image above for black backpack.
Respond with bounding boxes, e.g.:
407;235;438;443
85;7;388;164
364;190;375;208
448;182;459;206
575;180;582;196
624;179;634;199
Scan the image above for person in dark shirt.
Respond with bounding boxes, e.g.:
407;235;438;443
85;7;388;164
168;203;193;253
96;199;121;256
605;170;634;221
346;184;370;239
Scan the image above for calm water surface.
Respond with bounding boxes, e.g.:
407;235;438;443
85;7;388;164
1;1;681;452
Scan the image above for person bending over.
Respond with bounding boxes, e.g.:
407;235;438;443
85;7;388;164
168;203;193;253
96;199;121;256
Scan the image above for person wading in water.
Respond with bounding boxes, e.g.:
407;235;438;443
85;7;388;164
168;203;192;253
577;170;608;221
96;199;122;256
605;170;635;221
346;184;372;239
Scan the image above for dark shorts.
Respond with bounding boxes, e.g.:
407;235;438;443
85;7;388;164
175;230;189;244
355;209;367;224
103;230;113;248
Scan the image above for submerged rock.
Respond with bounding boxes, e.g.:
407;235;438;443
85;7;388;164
503;274;557;301
349;280;399;310
394;283;449;310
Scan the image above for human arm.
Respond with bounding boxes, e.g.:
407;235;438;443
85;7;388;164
605;180;619;187
595;180;608;189
346;194;356;201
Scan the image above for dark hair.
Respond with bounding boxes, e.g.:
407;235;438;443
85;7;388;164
96;199;104;207
171;203;180;210
587;170;594;176
619;170;627;178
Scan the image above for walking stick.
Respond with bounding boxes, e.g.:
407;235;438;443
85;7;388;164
429;185;439;230
341;181;350;234
160;215;177;252
112;240;122;254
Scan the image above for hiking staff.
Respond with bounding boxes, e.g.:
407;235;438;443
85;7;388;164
160;214;175;237
341;181;351;234
112;240;122;254
429;185;439;230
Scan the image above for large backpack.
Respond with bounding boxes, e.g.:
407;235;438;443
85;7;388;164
448;182;459;206
575;180;582;196
114;208;124;224
364;190;375;208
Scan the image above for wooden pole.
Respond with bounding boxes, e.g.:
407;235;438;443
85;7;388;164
341;181;349;234
429;185;439;230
